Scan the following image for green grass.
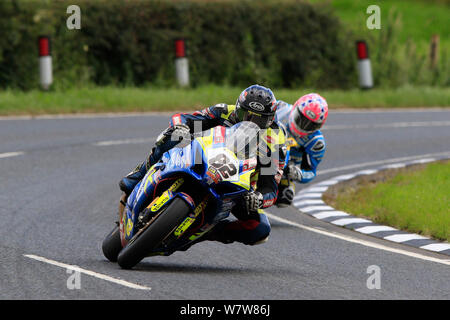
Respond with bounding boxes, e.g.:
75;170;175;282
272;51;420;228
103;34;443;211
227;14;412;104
330;162;450;242
310;0;450;49
0;85;448;116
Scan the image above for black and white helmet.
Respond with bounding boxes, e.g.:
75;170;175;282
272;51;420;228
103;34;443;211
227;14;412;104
234;84;277;129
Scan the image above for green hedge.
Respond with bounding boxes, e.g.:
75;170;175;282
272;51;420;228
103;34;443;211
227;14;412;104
0;0;356;90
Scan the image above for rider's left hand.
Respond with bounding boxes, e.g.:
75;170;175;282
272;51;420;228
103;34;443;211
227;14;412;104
287;164;302;181
244;191;264;212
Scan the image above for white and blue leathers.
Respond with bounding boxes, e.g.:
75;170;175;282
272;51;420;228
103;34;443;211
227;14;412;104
275;100;326;184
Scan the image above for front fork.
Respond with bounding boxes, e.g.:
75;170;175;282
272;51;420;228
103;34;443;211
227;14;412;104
118;193;127;245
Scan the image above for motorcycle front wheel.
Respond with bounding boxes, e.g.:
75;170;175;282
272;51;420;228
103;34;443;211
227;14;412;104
117;197;191;269
102;225;122;262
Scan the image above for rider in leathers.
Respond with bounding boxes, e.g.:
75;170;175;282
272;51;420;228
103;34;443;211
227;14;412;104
119;85;286;246
274;93;328;207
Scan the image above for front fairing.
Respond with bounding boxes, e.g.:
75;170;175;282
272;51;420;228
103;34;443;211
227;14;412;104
195;124;258;194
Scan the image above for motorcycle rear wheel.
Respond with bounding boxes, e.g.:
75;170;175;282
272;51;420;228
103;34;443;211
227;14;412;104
117;197;191;269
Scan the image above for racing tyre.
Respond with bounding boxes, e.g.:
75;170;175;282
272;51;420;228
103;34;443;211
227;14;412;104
102;225;122;262
117;197;191;269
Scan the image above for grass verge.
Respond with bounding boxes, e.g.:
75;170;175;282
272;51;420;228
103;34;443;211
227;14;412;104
0;85;449;116
324;0;450;48
323;161;450;242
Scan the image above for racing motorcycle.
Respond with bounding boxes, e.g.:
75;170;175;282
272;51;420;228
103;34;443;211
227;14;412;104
102;121;261;269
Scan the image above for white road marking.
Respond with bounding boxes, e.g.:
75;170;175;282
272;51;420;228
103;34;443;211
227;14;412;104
312;211;349;219
293;199;325;207
265;213;450;266
420;243;450;252
299;205;336;213
0;151;25;159
314;179;340;186
383;234;429;243
326;108;449;114
332;173;358;181
331;218;372;226
355;226;398;234
302;186;329;193
93;137;156;146
323;121;450;130
294;193;323;199
381;163;406;169
0;111;174;121
356;169;378;175
317;151;450;175
0;108;446;121
408;158;435;164
23;254;151;290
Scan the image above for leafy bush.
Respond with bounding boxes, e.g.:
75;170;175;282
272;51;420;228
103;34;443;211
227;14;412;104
0;0;357;90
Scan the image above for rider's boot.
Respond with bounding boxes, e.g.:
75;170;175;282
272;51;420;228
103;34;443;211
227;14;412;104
118;160;149;196
118;129;184;196
175;221;234;253
202;220;235;244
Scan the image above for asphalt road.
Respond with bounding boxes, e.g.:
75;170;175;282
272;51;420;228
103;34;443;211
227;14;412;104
1;109;449;300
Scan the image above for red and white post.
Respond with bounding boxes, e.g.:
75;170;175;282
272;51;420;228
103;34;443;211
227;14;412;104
175;38;189;87
356;40;373;89
38;36;53;90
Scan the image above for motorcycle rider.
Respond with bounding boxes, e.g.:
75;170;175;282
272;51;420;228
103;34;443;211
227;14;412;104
274;93;328;207
118;84;286;247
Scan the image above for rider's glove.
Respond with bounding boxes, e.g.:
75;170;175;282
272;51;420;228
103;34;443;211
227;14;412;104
156;124;191;146
170;124;191;142
287;164;302;181
244;191;264;212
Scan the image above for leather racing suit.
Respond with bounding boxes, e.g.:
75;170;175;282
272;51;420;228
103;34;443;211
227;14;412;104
274;100;326;207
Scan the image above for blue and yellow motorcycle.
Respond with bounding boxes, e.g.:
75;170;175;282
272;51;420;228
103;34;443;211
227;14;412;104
102;121;261;269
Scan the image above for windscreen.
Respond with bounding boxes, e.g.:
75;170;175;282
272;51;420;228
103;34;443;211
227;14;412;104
225;121;260;160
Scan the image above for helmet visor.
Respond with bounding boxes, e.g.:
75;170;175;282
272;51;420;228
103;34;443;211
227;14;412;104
292;108;322;133
236;106;272;129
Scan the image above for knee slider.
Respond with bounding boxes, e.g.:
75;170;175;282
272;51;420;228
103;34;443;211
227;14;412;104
246;220;271;245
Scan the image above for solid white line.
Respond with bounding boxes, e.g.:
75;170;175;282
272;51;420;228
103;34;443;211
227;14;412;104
0;151;25;159
93;137;156;146
356;169;378;175
23;254;151;290
0;111;174;121
408;158;435;164
0;108;446;121
326;108;449;114
317;151;450;175
381;163;407;169
383;234;429;243
265;213;450;266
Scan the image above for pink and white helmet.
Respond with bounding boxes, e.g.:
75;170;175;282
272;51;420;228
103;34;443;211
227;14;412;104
289;93;328;137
